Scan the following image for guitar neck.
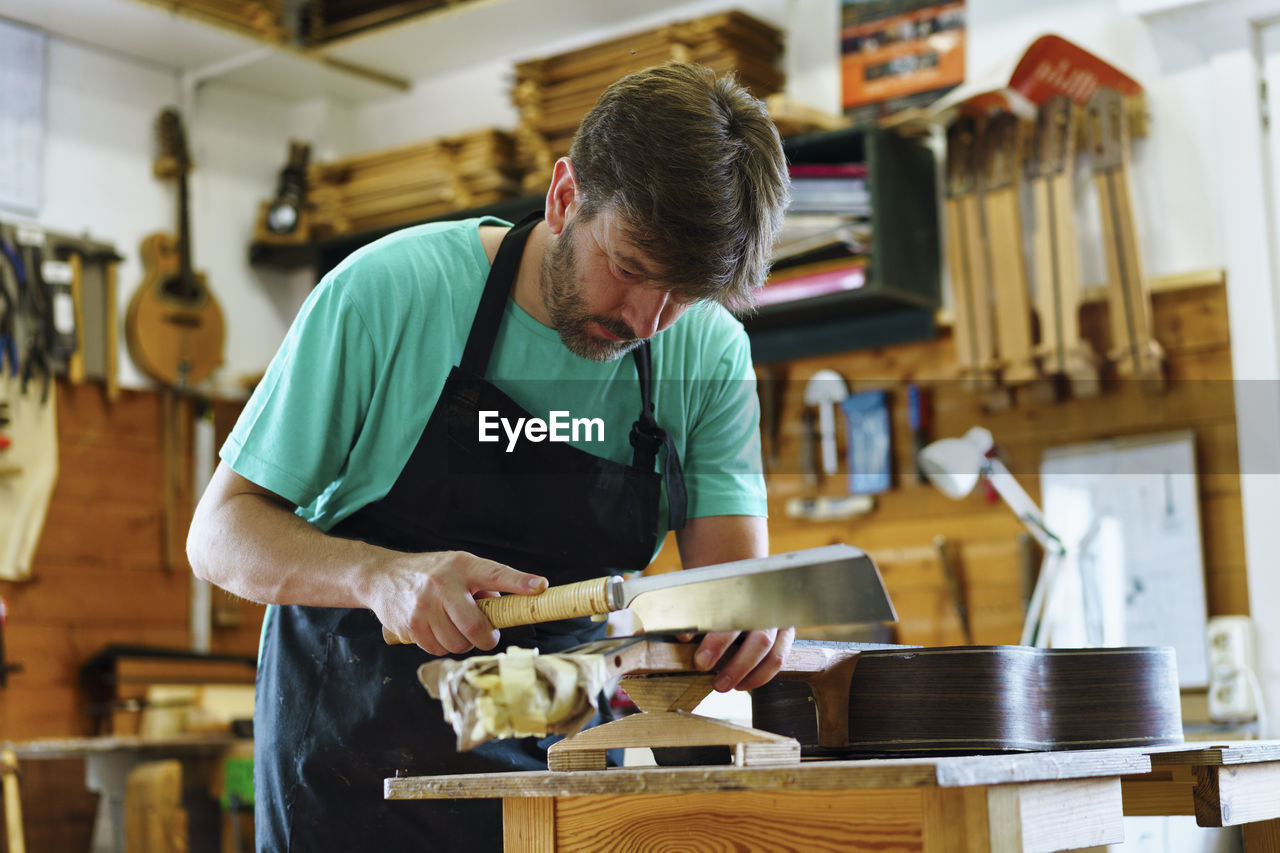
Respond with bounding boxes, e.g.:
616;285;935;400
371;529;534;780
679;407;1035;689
177;169;193;279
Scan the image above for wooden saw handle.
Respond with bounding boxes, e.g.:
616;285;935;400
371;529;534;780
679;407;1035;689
382;576;614;645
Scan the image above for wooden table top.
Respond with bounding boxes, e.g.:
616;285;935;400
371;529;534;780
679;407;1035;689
1146;741;1280;766
385;748;1155;800
4;733;249;760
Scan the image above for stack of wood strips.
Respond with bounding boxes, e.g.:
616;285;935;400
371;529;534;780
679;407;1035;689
765;94;852;138
307;129;521;237
511;10;785;192
153;0;289;42
303;0;469;44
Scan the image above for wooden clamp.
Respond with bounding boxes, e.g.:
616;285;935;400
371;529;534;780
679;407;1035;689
1086;86;1164;387
1027;95;1100;397
944;117;1000;392
979;111;1041;390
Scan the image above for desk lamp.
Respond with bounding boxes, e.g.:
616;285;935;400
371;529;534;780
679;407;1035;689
917;427;1067;647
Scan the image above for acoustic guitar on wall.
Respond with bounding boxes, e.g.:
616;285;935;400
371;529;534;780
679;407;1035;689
126;107;225;389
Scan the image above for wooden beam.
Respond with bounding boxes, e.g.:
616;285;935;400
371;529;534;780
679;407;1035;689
991;778;1125;852
922;779;1125;852
1121;767;1195;816
1243;818;1280;852
922;786;990;853
553;790;922;853
503;797;554;853
2;748;25;853
1194;762;1280;827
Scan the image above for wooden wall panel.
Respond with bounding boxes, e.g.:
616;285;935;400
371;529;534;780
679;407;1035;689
652;283;1246;649
757;282;1246;647
0;383;265;742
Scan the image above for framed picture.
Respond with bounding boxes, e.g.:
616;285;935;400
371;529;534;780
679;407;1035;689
1039;431;1209;687
843;390;892;495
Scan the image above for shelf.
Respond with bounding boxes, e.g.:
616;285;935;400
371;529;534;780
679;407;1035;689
742;125;941;363
312;0;770;83
0;0;408;102
1;0;769;104
249;193;547;273
252;126;941;364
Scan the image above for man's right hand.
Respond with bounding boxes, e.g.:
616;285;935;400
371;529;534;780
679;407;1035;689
189;464;548;657
369;551;548;656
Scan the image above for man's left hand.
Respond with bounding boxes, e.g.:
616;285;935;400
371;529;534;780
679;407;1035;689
692;627;796;692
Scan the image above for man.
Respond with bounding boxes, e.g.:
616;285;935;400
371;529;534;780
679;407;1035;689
188;62;792;850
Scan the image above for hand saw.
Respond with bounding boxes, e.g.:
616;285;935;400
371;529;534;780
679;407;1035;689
383;544;895;645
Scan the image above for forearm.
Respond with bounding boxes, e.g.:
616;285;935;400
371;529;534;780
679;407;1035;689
187;483;388;609
187;462;546;655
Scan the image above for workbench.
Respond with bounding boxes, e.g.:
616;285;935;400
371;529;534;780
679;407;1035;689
385;743;1280;852
5;733;251;853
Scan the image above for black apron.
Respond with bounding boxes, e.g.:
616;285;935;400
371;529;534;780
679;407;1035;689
253;213;687;851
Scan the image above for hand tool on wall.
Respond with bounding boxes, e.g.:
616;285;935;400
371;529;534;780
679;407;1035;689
39;253;78;377
800;407;818;487
0;598;22;687
0;283;16;380
755;363;786;474
842;389;892;495
62;250;86;384
907;384;930;484
933;535;972;644
384;544;897;644
1027;95;1100;397
103;253;120;402
804;369;848;477
6;234;54;404
1086;86;1164;385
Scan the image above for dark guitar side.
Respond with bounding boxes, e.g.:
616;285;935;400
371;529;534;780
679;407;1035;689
752;644;1183;755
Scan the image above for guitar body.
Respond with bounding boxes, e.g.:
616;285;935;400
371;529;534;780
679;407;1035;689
752;643;1183;755
125;231;225;387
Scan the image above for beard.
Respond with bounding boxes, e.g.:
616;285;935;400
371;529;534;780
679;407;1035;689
540;218;641;362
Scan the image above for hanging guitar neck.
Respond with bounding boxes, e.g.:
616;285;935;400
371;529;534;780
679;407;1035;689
126;107;225;390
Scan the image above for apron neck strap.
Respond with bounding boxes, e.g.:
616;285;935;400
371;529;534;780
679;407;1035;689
459;210;687;532
460;210;543;378
630;343;688;531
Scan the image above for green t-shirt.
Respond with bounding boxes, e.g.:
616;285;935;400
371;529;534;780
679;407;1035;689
223;217;766;560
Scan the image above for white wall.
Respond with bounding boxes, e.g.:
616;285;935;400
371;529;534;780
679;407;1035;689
9;0;1236;395
963;0;1222;282
5;2;1272;844
21;36;321;392
350;0;841;151
5;1;843;395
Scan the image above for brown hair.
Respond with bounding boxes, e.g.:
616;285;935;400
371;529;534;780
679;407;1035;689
568;62;790;315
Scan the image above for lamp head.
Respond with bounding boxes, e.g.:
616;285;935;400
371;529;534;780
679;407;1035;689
918;426;995;499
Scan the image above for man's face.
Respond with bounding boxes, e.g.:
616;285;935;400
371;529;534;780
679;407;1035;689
540;207;690;362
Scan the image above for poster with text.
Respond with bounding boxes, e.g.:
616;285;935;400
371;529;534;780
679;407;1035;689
841;0;965;125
